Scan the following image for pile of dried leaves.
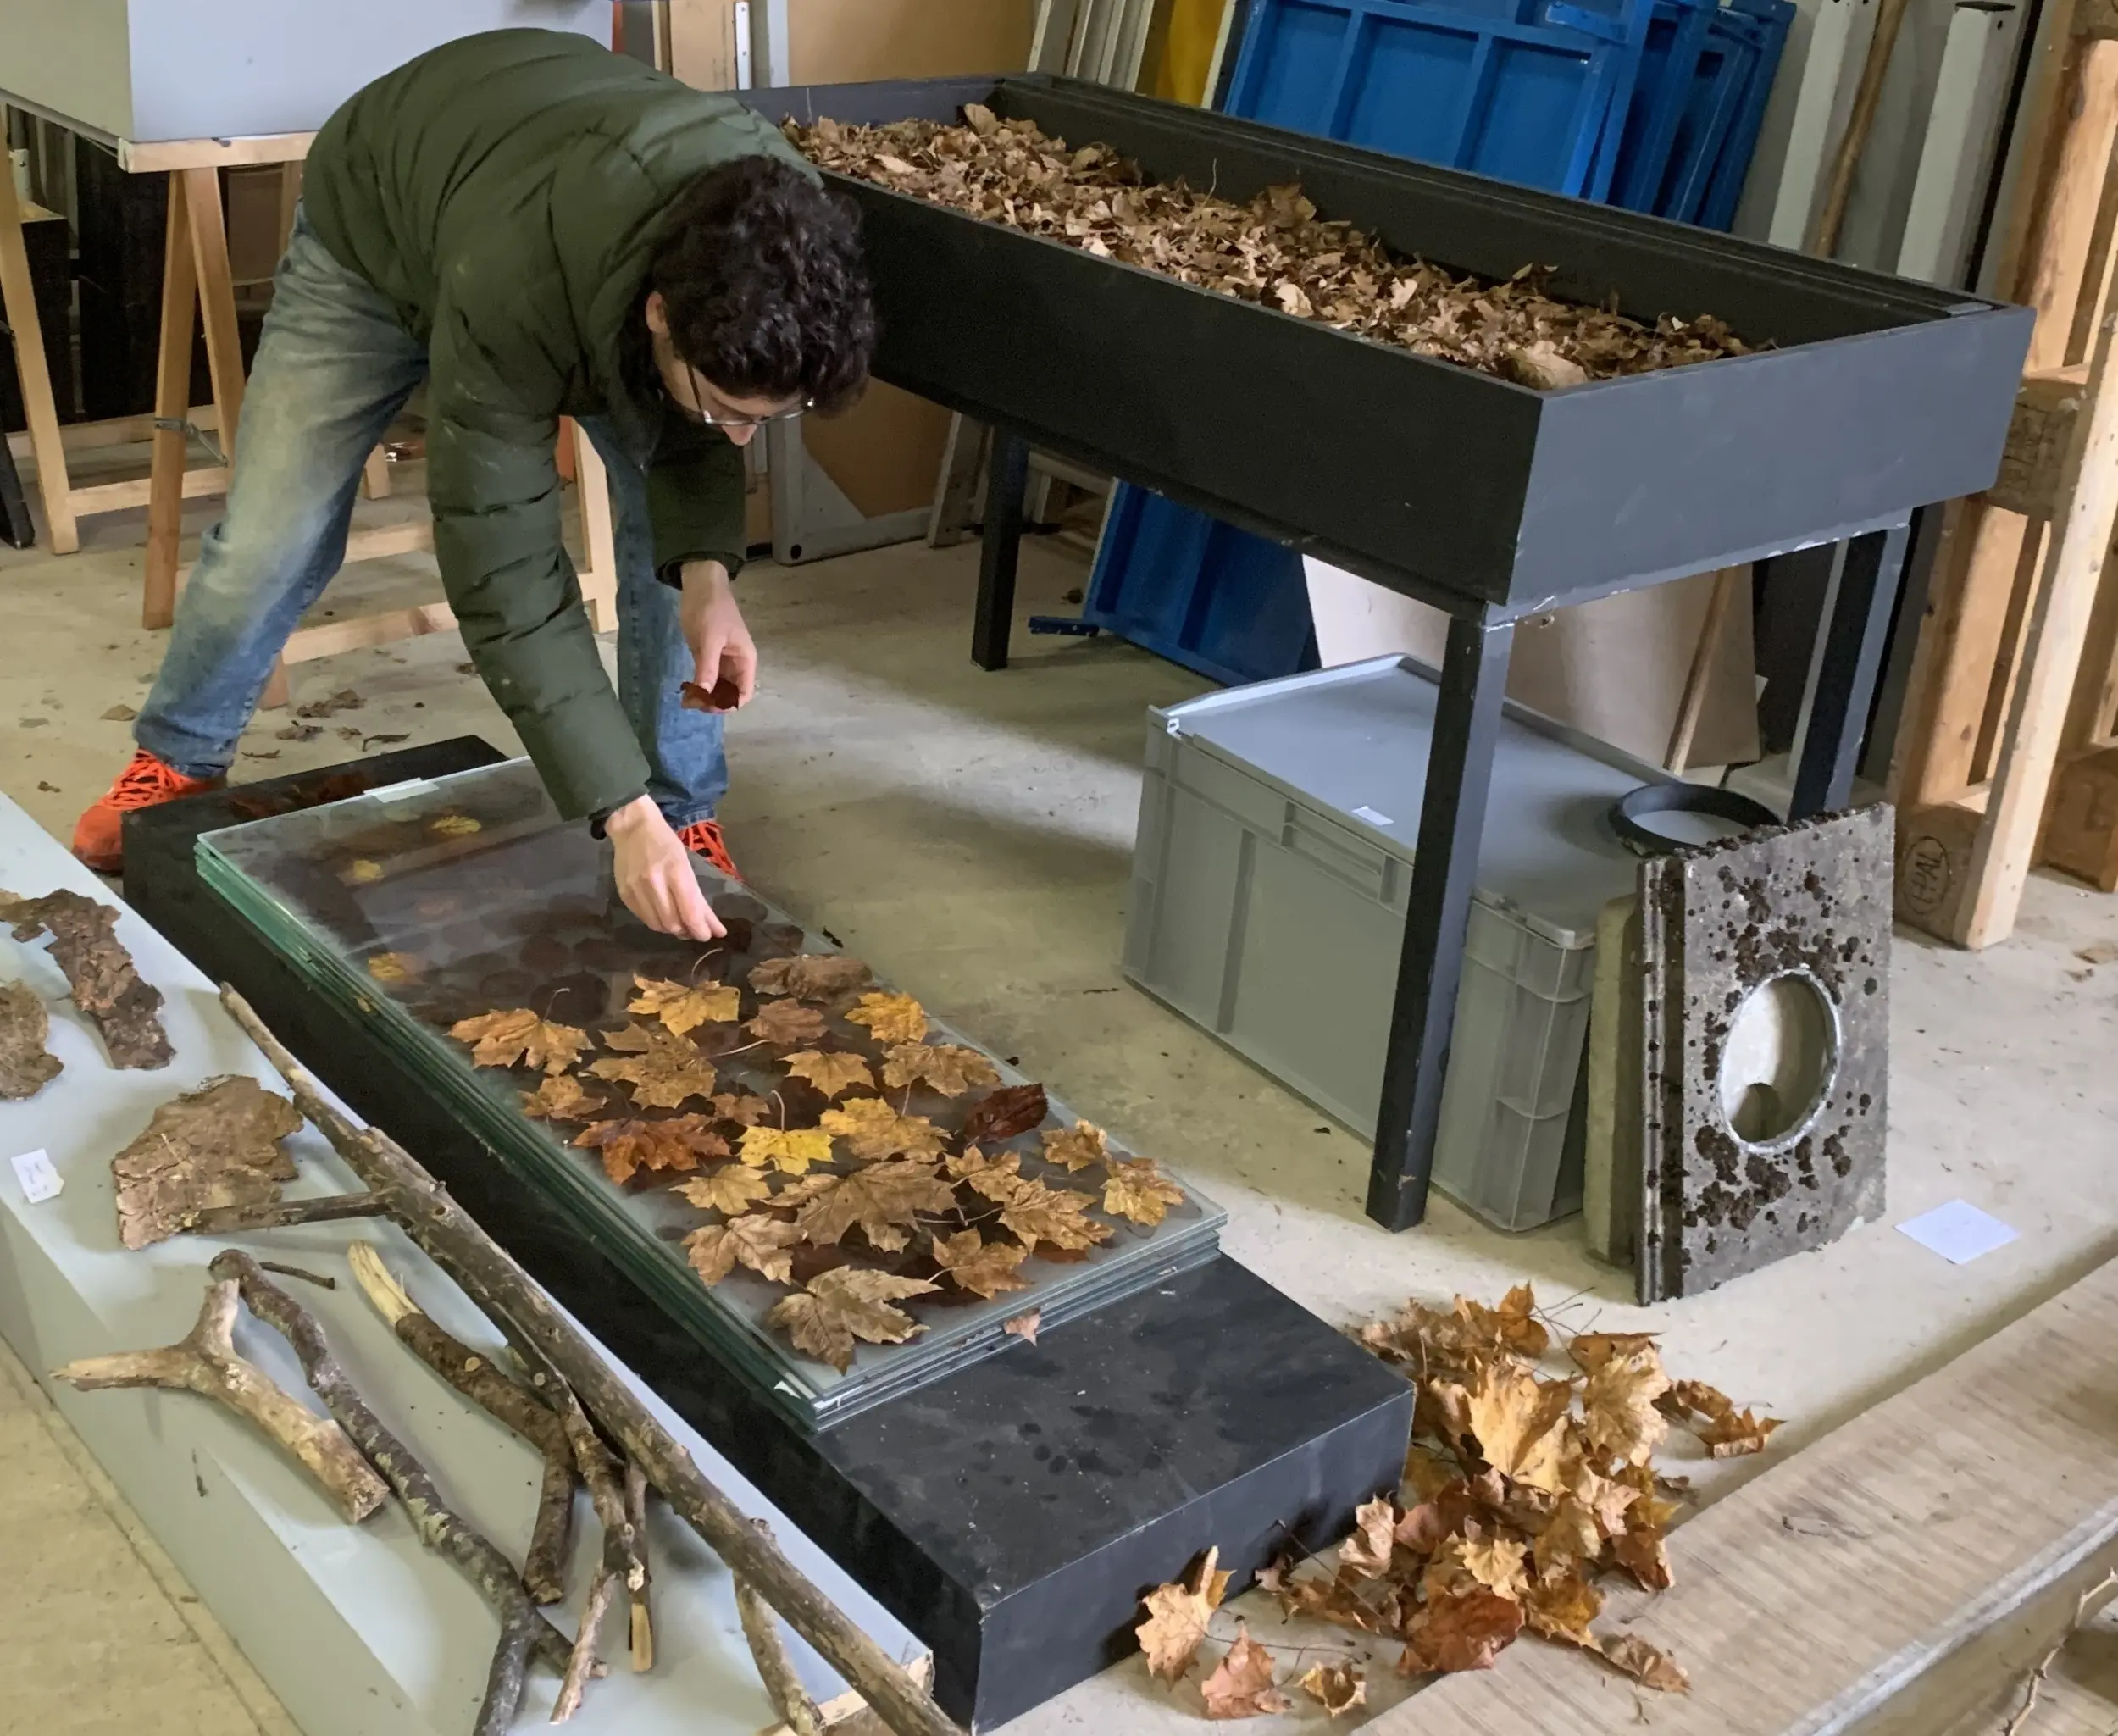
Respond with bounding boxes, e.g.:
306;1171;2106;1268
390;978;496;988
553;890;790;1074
1135;1286;1781;1716
790;106;1751;388
446;953;1185;1372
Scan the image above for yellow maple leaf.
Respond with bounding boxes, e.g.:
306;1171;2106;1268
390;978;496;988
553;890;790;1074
450;1008;590;1075
846;990;927;1045
1297;1661;1367;1718
1583;1345;1671;1468
628;975;741;1035
782;1050;875;1099
1336;1496;1398;1580
586;1023;718;1109
1522;1571;1602;1649
818;1095;947;1162
1199;1622;1289;1717
672;1167;775;1217
683;1214;803;1285
738;1125;837;1175
1040;1122;1109;1171
1447;1360;1571;1494
1134;1547;1228;1681
881;1042;1000;1097
521;1073;600;1122
1102;1157;1184;1227
930;1229;1031;1299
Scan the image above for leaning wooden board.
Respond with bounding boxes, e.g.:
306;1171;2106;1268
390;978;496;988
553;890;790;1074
1373;1257;2118;1735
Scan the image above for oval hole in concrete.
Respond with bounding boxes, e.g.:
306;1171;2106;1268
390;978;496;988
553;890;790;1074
1718;972;1838;1147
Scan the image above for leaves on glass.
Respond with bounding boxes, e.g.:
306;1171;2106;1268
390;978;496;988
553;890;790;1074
712;1091;773;1126
586;1023;719;1109
1297;1661;1367;1718
1040;1122;1109;1172
766;1268;939;1372
521;1073;600;1122
684;1213;804;1285
672;1166;775;1217
628;974;741;1035
930;1229;1030;1299
749;953;873;1000
746;999;828;1048
880;1041;1000;1097
1135;1546;1228;1680
782;1049;875;1099
451;1008;590;1075
1199;1622;1289;1718
953;1146;1112;1248
787;1159;957;1253
1003;1309;1040;1344
819;1095;948;1162
367;951;424;983
739;1125;836;1176
845;990;927;1045
572;1114;728;1185
962;1083;1049;1145
1102;1157;1186;1228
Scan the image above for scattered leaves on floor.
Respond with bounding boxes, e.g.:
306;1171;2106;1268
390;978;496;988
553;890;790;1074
746;998;828;1048
0;979;62;1101
2075;940;2118;967
628;974;741;1035
294;688;363;718
274;723;323;743
930;1229;1031;1298
846;990;927;1045
110;1076;302;1249
1402;1589;1523;1674
766;1267;938;1371
1598;1633;1688;1691
586;1022;719;1108
685;1212;804;1285
881;1041;1000;1096
572;1114;727;1184
749;952;872;999
962;1083;1049;1144
783;1049;874;1098
1199;1622;1289;1717
450;1008;590;1076
1659;1378;1782;1458
101;704;137;722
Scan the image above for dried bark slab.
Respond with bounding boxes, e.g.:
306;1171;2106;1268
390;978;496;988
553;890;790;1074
0;889;172;1069
0;979;61;1099
792;108;1749;384
113;1076;304;1250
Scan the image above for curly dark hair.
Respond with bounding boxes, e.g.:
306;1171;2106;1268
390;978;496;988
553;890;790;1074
649;156;876;411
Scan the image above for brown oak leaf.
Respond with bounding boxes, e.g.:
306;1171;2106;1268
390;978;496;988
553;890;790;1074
521;1073;599;1121
628;975;741;1035
573;1115;728;1184
672;1166;775;1216
1135;1547;1228;1681
1200;1622;1289;1718
962;1083;1049;1145
1522;1571;1602;1649
587;1023;719;1109
790;1159;957;1252
1041;1122;1110;1172
748;953;873;999
1102;1156;1185;1227
819;1095;948;1162
845;990;927;1045
746;1000;828;1048
881;1041;1000;1096
782;1050;875;1099
1583;1345;1672;1467
684;1213;804;1285
930;1229;1031;1298
451;1008;590;1075
1598;1633;1688;1691
1400;1589;1523;1675
766;1268;938;1371
1297;1661;1366;1718
1337;1496;1398;1580
738;1125;836;1175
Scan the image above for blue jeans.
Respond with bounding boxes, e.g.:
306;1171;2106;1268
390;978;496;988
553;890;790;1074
136;208;727;827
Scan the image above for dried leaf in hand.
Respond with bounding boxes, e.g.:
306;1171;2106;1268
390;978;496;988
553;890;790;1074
782;1050;875;1099
748;953;873;1000
746;999;828;1048
0;979;61;1101
451;1008;590;1075
672;1166;775;1216
1337;1496;1399;1580
930;1229;1031;1298
790;1158;957;1252
739;1125;837;1176
1200;1623;1289;1718
1597;1633;1688;1692
684;1213;804;1285
1041;1122;1109;1172
846;990;927;1045
1568;1331;1661;1373
1135;1546;1228;1680
573;1114;727;1184
1400;1589;1523;1675
962;1083;1049;1145
1522;1571;1602;1649
1004;1309;1040;1343
1583;1345;1672;1467
521;1073;599;1121
1298;1661;1367;1718
712;1091;773;1126
587;1023;719;1109
881;1041;999;1097
628;975;741;1035
819;1095;948;1162
110;1076;302;1249
1103;1156;1185;1227
766;1267;938;1371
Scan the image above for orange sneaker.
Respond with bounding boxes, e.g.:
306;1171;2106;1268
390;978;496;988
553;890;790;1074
676;818;741;881
73;749;225;874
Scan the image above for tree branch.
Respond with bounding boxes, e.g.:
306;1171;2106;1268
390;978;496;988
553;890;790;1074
738;1567;827;1736
188;1194;389;1234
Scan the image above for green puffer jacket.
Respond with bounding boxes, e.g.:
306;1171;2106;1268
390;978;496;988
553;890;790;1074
305;27;817;820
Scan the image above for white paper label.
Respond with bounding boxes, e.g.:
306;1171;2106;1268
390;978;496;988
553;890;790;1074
11;1148;62;1204
1351;805;1394;827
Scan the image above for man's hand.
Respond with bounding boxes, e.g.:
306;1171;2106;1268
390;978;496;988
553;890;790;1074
679;561;757;711
607;796;724;940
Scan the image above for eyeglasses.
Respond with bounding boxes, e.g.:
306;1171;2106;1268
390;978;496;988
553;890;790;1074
665;341;810;429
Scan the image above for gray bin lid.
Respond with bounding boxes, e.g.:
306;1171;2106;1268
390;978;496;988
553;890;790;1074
1155;656;1669;946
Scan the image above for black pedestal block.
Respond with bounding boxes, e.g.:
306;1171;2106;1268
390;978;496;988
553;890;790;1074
126;742;1414;1730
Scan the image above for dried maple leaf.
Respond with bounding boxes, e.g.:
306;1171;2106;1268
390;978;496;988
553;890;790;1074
521;1073;599;1121
963;1160;1114;1250
1522;1571;1602;1649
451;1008;590;1075
1659;1378;1781;1458
1613;1520;1673;1591
782;1050;875;1099
429;813;481;837
748;953;873;999
366;951;424;983
712;1091;773;1126
948;1145;1014;1181
1425;1534;1528;1603
1278;1570;1397;1636
1532;1495;1605;1576
1583;1345;1672;1468
1338;1496;1399;1579
739;1125;836;1176
587;1023;718;1109
1297;1661;1366;1718
766;1268;938;1371
746;999;828;1048
962;1083;1049;1145
1103;1157;1185;1227
1003;1309;1041;1344
628;975;741;1035
1041;1122;1109;1172
1483;1284;1550;1359
1597;1633;1688;1692
1135;1547;1228;1680
1439;1359;1570;1493
1568;1331;1661;1373
1400;1589;1523;1675
881;1041;999;1097
1200;1623;1289;1718
931;1229;1031;1298
819;1095;947;1162
846;990;926;1045
672;1166;775;1216
790;1159;957;1252
572;1115;727;1185
684;1213;804;1285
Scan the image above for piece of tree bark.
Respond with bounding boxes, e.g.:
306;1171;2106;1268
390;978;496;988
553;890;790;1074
625;1459;653;1672
204;985;962;1736
738;1549;827;1736
0;978;62;1099
52;1278;388;1522
347;1241;576;1606
208;1251;574;1736
111;1075;304;1250
0;889;171;1068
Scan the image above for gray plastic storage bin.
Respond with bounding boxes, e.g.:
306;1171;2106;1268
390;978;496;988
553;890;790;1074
1124;656;1673;1230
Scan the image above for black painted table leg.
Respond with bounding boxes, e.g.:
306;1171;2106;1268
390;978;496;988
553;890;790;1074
973;428;1030;671
0;419;32;549
1790;521;1910;819
1367;609;1516;1232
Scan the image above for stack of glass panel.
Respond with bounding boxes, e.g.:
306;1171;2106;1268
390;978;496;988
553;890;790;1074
198;759;1224;1428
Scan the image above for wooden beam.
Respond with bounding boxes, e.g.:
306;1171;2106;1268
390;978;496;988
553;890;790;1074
4;407;220;463
571;424;619;635
0;141;79;552
282;602;457;668
117;133;314;174
76;465;230;519
182;168;248;456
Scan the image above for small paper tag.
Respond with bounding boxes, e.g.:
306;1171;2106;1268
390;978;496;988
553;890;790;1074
1351;804;1394;827
1896;1199;2017;1265
11;1148;62;1204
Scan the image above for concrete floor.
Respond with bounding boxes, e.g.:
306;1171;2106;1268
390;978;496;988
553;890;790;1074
2;469;2116;1733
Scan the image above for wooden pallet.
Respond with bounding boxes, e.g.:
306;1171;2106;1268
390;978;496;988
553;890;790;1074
1893;1;2118;946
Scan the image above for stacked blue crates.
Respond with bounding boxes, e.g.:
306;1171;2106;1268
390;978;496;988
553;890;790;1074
1054;0;1794;686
